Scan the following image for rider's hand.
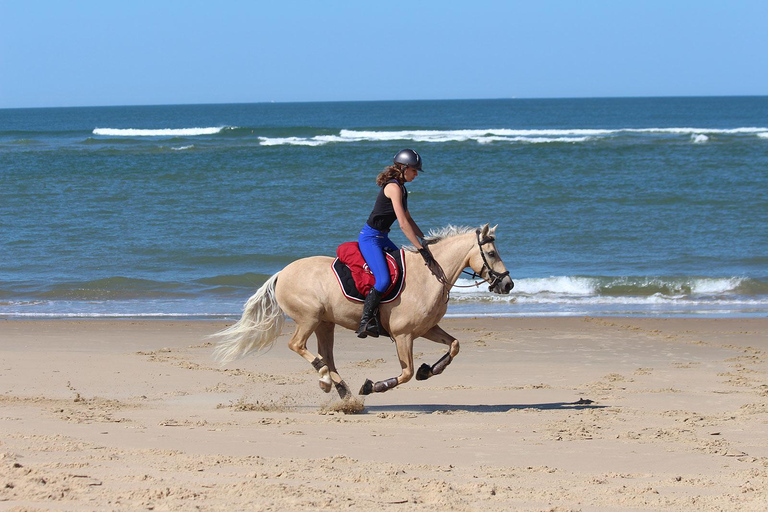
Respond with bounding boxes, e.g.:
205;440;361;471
418;247;435;267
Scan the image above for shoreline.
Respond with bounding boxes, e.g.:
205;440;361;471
2;317;766;509
2;310;767;321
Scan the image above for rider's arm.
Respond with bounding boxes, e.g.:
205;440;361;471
404;209;425;240
385;182;424;250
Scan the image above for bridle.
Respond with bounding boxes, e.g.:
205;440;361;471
426;228;513;304
457;229;512;292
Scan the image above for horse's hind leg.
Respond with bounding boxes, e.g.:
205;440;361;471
315;321;352;399
287;320;333;392
415;324;460;381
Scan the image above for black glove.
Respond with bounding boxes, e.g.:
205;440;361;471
418;247;435;266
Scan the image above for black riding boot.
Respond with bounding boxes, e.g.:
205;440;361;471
356;288;383;338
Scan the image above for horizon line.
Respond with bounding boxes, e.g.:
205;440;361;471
2;94;767;111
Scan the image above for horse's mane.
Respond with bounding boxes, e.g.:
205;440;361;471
404;225;476;252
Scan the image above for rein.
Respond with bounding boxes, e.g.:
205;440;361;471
453;271;486;288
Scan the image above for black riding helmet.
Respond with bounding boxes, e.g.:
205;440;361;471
393;149;423;171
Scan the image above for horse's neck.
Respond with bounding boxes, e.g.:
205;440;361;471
425;233;474;285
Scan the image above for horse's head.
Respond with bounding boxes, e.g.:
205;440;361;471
468;224;514;294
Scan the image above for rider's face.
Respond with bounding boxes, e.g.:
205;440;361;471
403;166;419;182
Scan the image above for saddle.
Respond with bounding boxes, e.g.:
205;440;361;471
332;242;406;303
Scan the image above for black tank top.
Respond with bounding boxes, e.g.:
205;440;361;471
366;179;408;232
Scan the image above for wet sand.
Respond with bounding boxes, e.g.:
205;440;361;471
1;317;766;510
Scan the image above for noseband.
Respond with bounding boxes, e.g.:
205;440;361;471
462;229;511;292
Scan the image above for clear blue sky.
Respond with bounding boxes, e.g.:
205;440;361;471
1;1;766;108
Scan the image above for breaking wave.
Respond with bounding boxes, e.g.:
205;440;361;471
451;275;765;301
444;275;768;317
93;127;232;137
691;134;709;144
256;127;768;146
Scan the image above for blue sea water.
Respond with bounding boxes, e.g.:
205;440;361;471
1;97;767;319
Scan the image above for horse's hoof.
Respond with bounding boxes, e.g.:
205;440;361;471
415;363;432;381
319;380;332;393
359;379;374;395
335;381;350;400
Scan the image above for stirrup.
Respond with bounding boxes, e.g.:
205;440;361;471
356;317;380;338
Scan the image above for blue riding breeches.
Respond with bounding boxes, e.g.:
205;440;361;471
358;224;399;293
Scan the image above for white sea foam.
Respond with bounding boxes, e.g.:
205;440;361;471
255;126;768;146
93;127;230;137
758;132;768;139
478;136;593;144
258;129;596;146
448;294;764;307
171;145;194;151
510;276;598;295
691;134;709;144
335;127;768;138
690;277;744;294
625;127;768;135
450;275;745;300
340;128;606;140
451;276;599;297
258;136;327;147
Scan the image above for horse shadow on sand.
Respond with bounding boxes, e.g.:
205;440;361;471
363;398;607;414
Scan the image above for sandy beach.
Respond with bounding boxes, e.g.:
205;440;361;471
1;317;766;510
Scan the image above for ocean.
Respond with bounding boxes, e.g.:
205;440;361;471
1;97;767;319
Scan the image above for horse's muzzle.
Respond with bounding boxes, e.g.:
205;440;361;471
491;276;514;295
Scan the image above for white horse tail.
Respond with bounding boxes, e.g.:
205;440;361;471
211;272;285;365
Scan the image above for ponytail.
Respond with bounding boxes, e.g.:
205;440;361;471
375;164;406;187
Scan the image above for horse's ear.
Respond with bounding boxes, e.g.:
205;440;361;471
491;224;498;234
480;223;490;237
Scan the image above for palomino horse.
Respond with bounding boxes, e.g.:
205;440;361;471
212;224;513;398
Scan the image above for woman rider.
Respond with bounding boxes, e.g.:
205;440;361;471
356;149;435;338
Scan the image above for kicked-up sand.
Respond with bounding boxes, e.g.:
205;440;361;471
0;317;766;510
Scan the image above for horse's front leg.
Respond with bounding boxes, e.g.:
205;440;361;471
359;334;414;395
315;321;352;399
415;324;459;381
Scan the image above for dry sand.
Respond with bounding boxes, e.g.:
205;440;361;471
1;317;766;511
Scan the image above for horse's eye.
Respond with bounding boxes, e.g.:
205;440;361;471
488;251;497;258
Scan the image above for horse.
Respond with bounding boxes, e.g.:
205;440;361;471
211;224;513;398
